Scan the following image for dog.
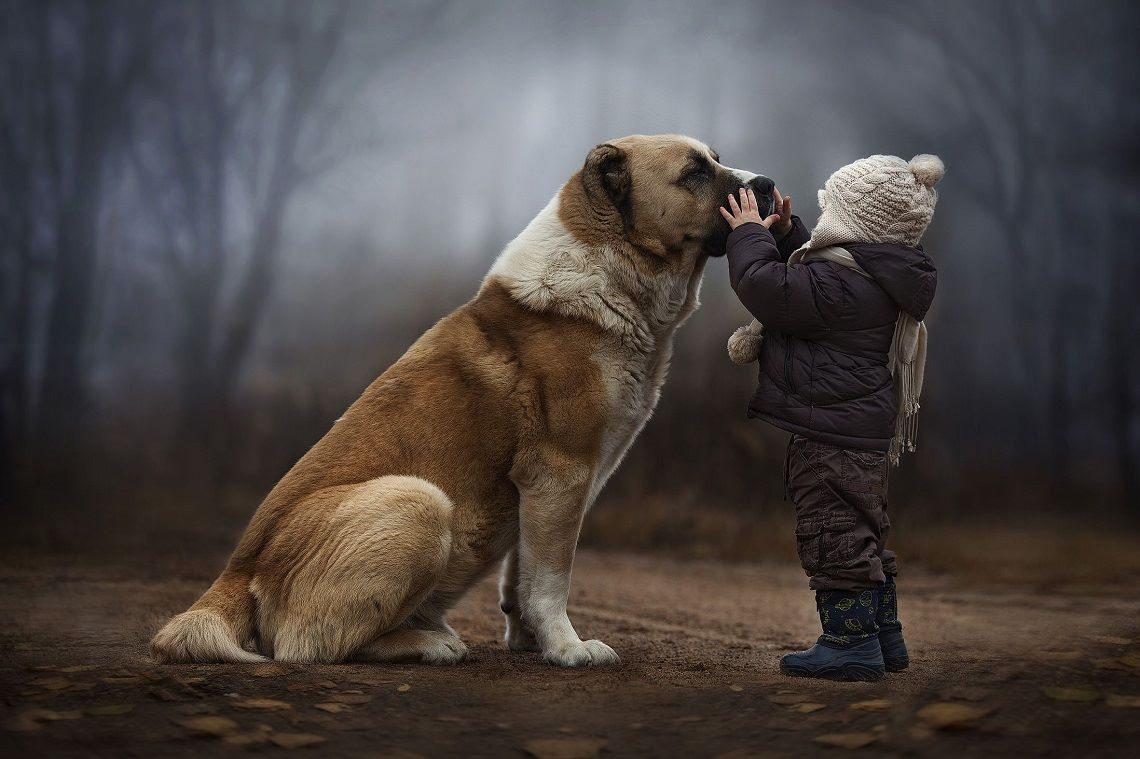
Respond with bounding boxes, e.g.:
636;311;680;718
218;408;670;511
151;134;773;667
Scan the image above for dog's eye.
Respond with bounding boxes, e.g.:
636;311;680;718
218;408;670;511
685;164;711;181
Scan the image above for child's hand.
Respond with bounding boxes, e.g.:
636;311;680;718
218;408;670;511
719;188;781;231
770;187;793;237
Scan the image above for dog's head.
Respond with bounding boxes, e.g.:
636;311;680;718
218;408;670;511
572;134;773;263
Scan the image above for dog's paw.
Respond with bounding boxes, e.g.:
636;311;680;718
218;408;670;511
543;638;620;668
421;634;468;665
505;620;540;652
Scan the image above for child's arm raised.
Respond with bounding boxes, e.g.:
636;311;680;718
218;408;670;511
721;188;828;336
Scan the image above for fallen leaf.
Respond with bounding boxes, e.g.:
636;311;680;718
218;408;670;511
233;698;292;711
28;676;72;691
1088;635;1132;645
148;687;188;702
768;693;812;705
524;738;607;759
728;684;744;692
177;715;238;736
1105;694;1140;708
87;704;134;717
788;702;827;714
250;663;294;678
1091;658;1126;671
29;709;81;721
269;732;328;749
1041;686;1100;702
916;702;993;730
849;699;891;711
314;703;348;714
4;709;82;732
223;732;271;747
941;686;992;702
813;733;877;749
396;683;411;693
329;693;372;705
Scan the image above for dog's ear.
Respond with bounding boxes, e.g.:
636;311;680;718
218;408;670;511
582;143;632;229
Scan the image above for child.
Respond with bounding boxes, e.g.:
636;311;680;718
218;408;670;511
718;154;943;681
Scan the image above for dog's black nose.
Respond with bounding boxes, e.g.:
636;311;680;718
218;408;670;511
748;176;774;196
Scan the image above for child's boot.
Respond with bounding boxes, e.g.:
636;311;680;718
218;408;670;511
877;575;909;671
780;588;884;682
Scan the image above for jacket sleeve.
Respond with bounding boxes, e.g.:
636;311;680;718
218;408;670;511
726;222;828;336
773;214;809;263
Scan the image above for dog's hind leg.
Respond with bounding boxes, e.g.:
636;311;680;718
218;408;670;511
499;547;539;652
260;476;454;663
354;622;467;664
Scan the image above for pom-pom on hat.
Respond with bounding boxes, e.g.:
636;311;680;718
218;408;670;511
811;153;944;248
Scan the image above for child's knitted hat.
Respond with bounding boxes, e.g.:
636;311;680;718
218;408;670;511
810;154;944;248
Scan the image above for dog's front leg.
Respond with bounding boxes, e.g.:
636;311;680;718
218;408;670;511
516;477;619;667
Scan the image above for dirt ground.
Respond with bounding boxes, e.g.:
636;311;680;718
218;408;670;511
2;549;1139;758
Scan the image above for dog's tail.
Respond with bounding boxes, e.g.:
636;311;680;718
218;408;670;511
151;568;268;663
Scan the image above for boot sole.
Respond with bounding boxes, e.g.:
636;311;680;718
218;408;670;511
780;662;884;682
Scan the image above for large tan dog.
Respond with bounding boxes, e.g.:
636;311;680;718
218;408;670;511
152;134;772;667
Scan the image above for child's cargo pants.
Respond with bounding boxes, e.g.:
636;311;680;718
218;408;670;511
784;434;896;590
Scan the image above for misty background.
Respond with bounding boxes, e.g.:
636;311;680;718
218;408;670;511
2;0;1138;565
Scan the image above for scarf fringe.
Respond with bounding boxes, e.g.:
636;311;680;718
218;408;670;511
886;311;927;466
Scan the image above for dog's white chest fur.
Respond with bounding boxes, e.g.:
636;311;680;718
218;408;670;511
488;193;702;507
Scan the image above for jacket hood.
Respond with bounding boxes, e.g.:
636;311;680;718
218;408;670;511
846;242;937;321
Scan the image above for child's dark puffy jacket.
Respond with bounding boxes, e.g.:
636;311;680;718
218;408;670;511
726;216;937;451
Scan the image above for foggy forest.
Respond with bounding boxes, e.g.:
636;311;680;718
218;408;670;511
4;2;1140;756
2;0;1138;554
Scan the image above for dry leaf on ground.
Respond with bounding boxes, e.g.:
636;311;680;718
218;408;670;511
524;738;607;759
396;683;411;693
1119;652;1140;669
177;715;239;736
728;684;744;692
269;732;328;749
813;733;877;749
849;699;891;711
916;702;993;730
1041;686;1100;702
28;676;72;691
788;702;826;714
232;698;292;711
329;693;373;705
1090;658;1126;671
1106;693;1140;708
314;702;349;714
5;708;83;732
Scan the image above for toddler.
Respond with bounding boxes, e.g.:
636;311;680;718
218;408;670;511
718;154;943;681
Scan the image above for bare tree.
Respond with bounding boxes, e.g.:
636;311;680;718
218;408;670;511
123;0;447;479
0;0;154;494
